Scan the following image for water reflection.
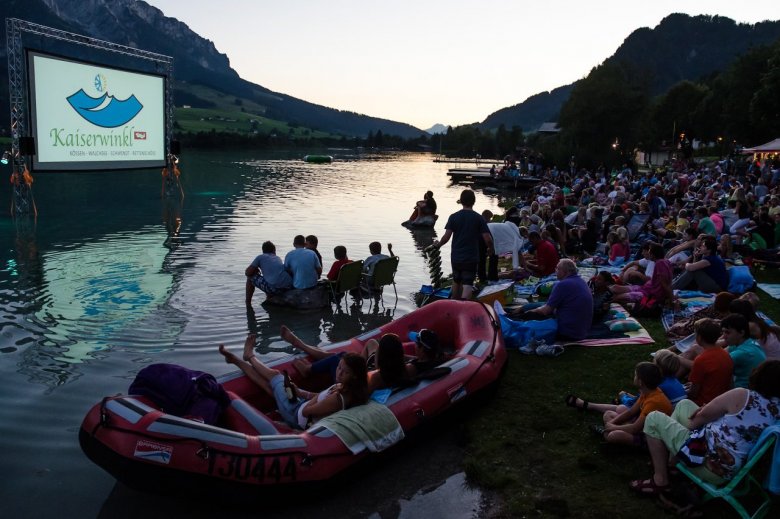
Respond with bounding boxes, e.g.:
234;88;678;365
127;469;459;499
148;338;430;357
0;151;512;518
162;198;183;250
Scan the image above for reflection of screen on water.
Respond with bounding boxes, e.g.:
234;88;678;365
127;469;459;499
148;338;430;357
627;213;650;241
28;52;166;171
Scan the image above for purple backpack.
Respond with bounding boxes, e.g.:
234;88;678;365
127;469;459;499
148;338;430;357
128;363;229;425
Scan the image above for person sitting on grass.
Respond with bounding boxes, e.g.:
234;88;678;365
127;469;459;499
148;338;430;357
671;236;728;293
685;318;734;406
652;350;687;407
631;360;780;496
516;259;593;342
721;313;766;389
729;294;780;361
218;334;368;430
565;362;672;447
520;230;558;277
620;242;653;285
609;243;674;308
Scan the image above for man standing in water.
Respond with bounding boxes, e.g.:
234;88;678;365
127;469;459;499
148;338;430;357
432;189;493;300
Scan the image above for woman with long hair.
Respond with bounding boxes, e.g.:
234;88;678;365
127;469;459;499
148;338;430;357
219;334;368;430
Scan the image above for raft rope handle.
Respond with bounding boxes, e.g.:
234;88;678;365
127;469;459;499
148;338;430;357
89;411;330;463
196;445;210;460
90;397;112;437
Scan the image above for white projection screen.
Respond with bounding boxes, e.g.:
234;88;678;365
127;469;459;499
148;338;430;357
28;51;166;170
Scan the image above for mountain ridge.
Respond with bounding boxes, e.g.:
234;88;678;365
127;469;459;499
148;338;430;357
0;0;426;139
480;13;780;133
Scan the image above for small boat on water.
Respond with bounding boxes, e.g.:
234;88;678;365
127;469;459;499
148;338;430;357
303;155;333;164
79;300;506;495
402;214;439;228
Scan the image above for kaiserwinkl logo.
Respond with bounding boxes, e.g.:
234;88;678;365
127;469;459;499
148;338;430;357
66;73;143;128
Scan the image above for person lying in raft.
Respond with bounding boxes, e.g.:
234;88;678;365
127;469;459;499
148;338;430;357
281;326;443;390
219;334;368;430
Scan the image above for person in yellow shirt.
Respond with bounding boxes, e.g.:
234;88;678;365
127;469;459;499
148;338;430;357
675;208;690;234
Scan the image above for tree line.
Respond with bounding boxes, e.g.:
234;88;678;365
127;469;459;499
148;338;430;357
178;37;780;168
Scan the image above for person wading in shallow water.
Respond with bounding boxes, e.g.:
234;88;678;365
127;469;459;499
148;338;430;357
432;189;493;300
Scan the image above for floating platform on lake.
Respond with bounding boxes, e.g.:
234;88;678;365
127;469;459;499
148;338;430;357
264;286;330;309
447;169;542;190
303;155;333;164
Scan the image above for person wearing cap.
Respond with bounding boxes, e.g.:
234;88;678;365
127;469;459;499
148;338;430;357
432;189;493;300
408;329;443;374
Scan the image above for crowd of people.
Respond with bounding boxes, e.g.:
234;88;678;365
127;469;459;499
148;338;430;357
469;156;780;510
237;155;780;510
426;156;780;510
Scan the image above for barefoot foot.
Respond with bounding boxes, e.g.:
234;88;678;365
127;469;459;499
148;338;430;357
280;325;305;349
243;333;257;361
218;344;240;365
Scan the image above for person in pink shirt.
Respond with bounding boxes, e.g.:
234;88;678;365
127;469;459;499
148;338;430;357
709;206;724;235
611;243;674;306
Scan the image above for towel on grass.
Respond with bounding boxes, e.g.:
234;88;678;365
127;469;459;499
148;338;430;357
758;283;780;300
317;401;405;454
662;292;716;331
560;303;654;347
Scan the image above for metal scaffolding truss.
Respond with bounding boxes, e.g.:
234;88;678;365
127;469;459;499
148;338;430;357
5;17;174;166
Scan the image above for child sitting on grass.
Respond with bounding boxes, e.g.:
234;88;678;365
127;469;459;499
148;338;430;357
685;318;733;406
652;350;687;406
721;313;766;388
565;362;673;447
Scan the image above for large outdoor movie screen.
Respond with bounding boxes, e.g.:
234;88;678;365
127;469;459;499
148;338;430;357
28;52;166;171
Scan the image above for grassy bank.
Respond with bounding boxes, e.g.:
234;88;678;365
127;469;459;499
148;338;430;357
463;269;780;518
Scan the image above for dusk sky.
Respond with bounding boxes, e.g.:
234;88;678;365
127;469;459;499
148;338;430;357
146;0;780;130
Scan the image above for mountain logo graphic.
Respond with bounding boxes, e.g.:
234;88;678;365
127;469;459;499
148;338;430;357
66;81;144;128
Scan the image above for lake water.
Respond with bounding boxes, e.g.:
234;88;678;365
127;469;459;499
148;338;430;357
0;150;505;517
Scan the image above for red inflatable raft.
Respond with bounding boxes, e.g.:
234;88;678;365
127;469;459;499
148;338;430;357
79;300;506;493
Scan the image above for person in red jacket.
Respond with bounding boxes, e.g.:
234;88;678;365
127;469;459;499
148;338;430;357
522;231;559;277
326;245;352;281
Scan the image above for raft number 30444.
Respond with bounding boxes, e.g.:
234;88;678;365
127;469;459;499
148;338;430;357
207;453;297;482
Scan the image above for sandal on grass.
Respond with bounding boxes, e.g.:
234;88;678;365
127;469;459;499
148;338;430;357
564;394;588;411
629;477;669;496
589;424;607;438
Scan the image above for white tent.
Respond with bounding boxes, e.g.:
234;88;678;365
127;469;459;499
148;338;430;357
741;138;780;154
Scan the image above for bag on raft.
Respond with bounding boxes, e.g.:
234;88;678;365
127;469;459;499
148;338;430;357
128;363;230;425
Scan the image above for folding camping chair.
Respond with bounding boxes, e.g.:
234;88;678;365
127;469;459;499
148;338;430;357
675;431;776;519
329;260;363;310
362;256;399;310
